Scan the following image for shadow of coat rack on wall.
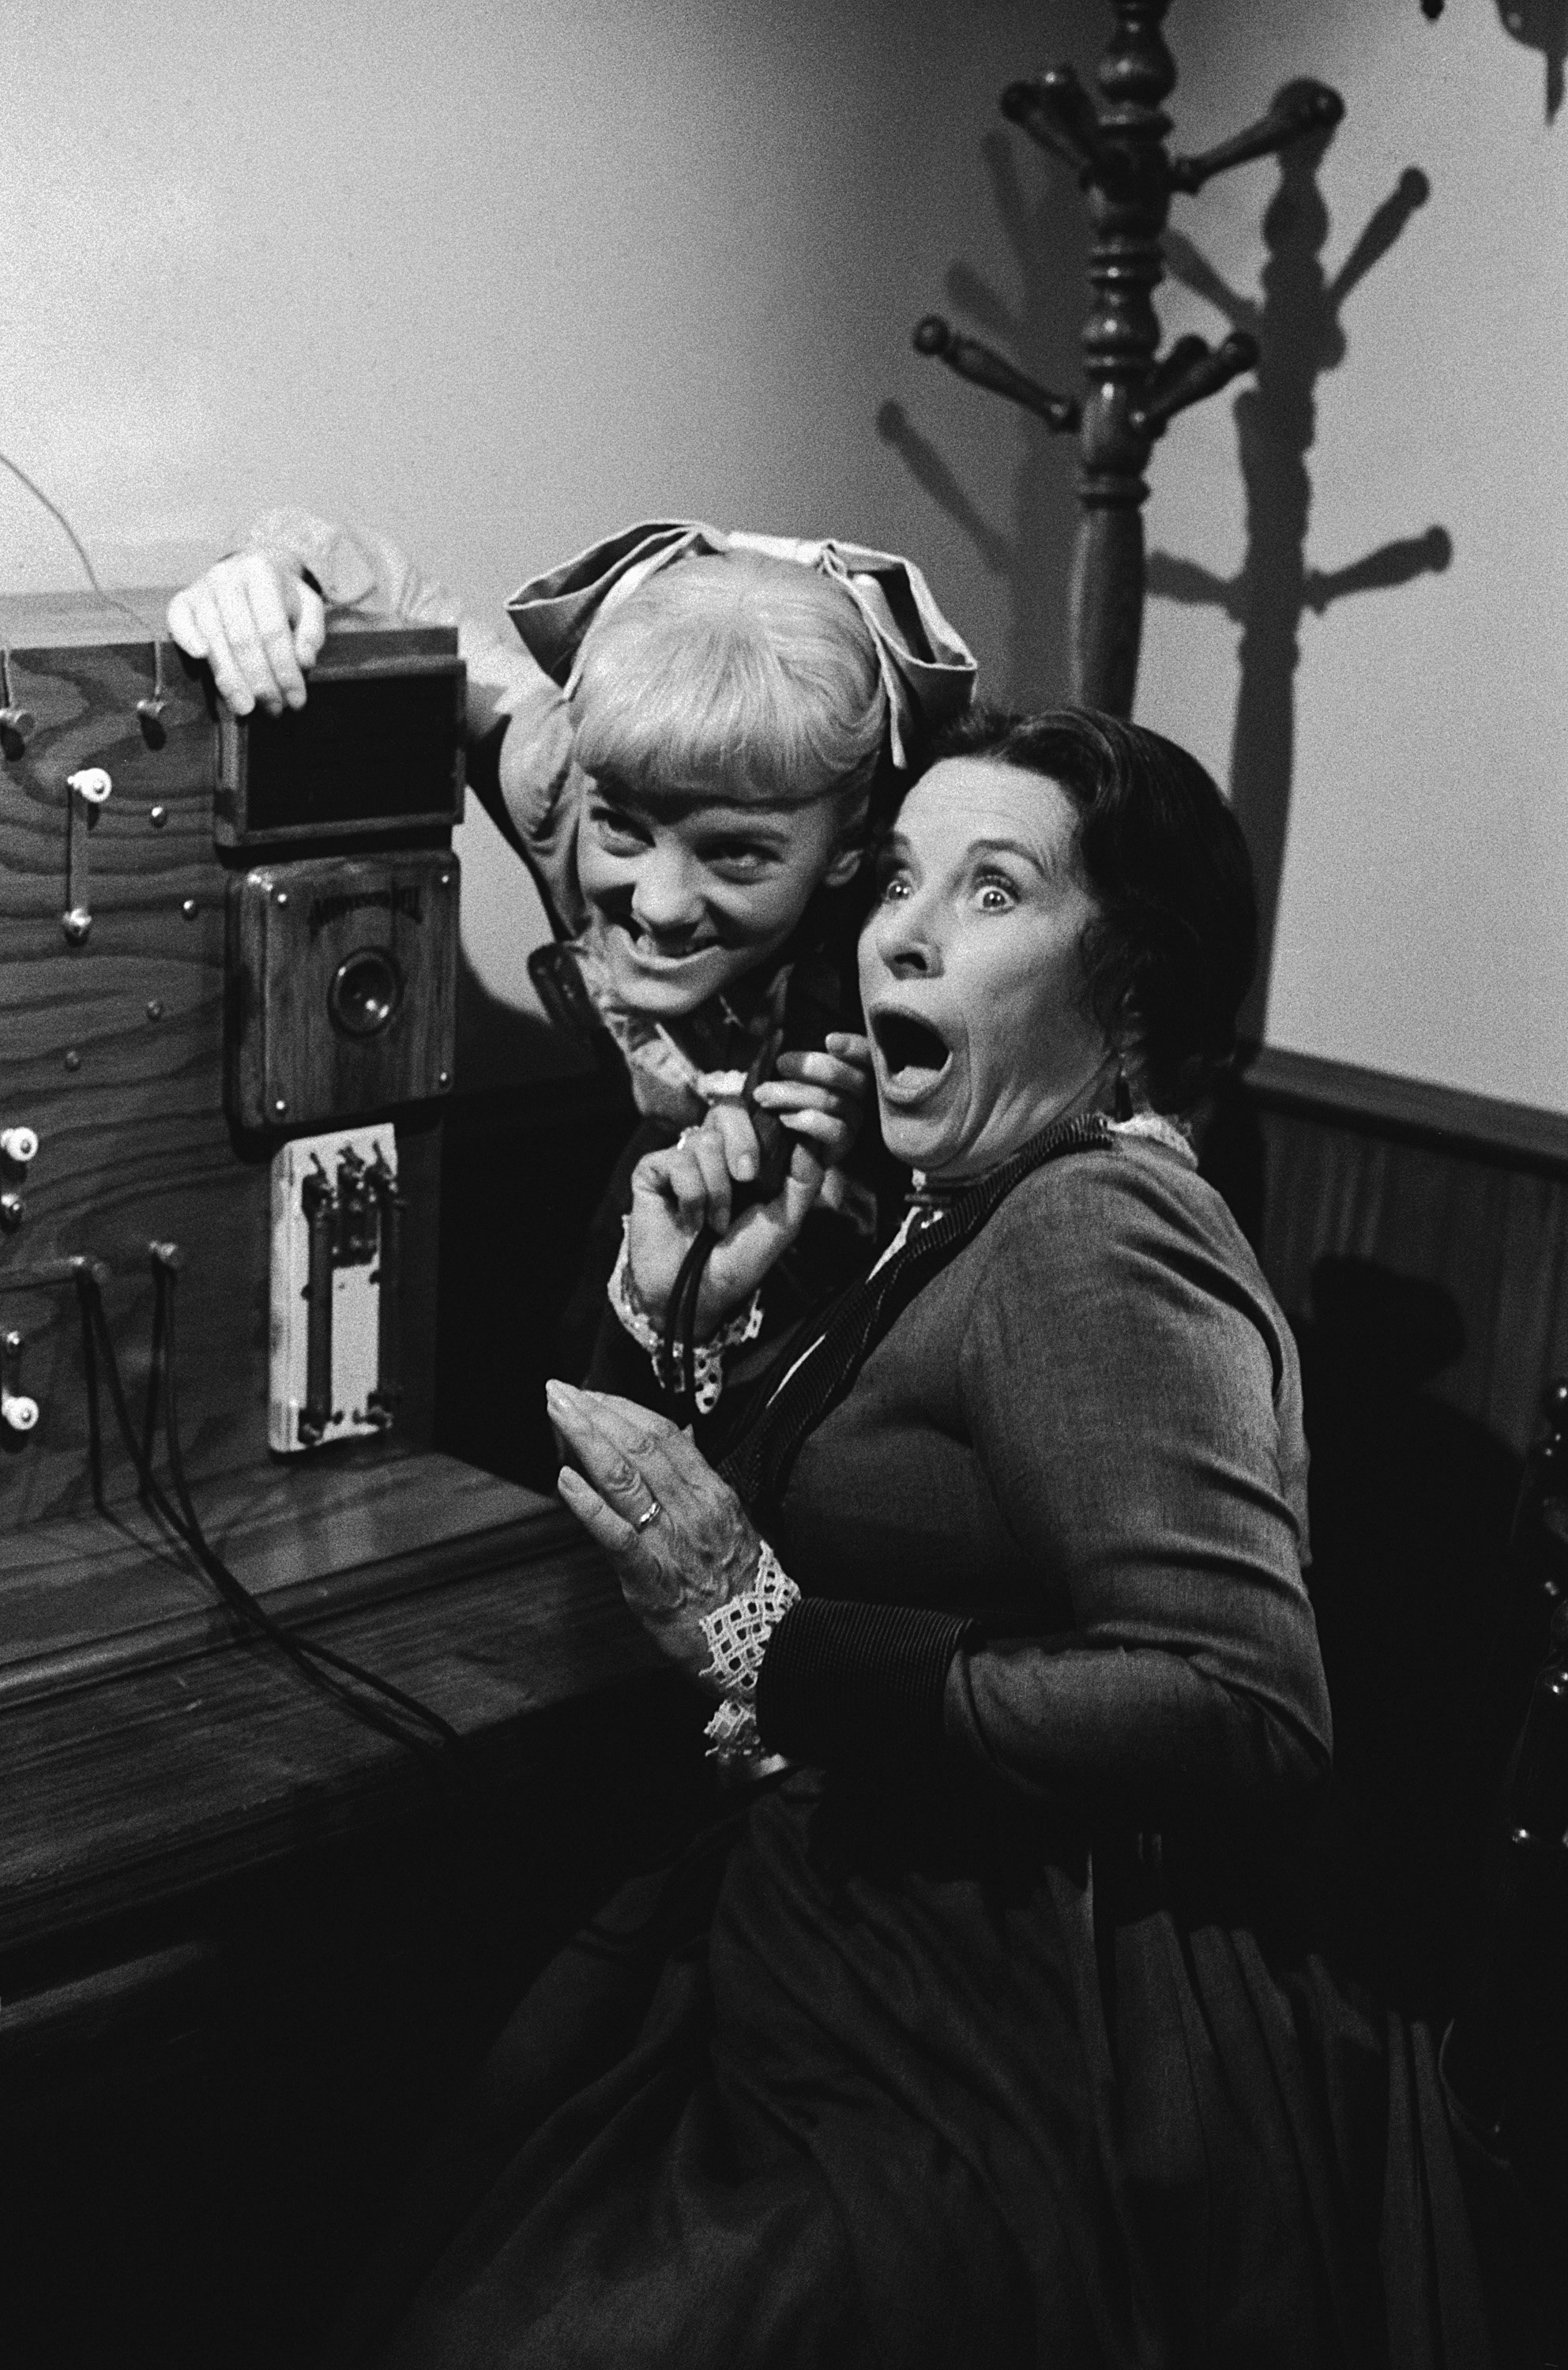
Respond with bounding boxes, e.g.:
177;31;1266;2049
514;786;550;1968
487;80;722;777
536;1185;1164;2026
908;0;1342;719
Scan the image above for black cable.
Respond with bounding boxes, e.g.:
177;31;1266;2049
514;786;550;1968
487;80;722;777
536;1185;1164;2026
75;1262;412;1759
153;1263;461;1771
138;1259;166;1505
78;1265;106;1512
663;1223;716;1411
73;1259;479;1796
680;1243;705;1408
660;1097;792;1413
158;1260;468;1761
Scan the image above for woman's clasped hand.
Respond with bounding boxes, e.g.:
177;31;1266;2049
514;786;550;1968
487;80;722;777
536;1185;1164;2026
548;1381;765;1686
622;1032;872;1336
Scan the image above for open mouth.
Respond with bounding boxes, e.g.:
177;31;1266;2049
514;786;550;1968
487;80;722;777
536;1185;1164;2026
871;1010;951;1080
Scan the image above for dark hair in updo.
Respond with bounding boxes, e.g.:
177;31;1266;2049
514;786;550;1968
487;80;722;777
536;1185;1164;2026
917;705;1258;1113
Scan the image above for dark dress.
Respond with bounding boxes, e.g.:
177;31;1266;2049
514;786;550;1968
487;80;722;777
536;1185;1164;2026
341;1134;1494;2370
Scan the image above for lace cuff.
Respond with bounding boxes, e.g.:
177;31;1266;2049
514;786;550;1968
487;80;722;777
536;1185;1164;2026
607;1223;763;1413
700;1542;800;1774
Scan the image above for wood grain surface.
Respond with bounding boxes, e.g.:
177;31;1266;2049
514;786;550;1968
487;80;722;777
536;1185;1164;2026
227;847;458;1129
0;1507;660;1958
0;1448;564;1700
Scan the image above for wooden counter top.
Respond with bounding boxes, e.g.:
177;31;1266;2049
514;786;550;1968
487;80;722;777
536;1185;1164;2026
0;1449;663;1964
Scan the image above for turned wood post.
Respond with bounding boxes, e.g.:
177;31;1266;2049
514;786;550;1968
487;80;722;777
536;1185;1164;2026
1069;2;1174;712
912;0;1339;717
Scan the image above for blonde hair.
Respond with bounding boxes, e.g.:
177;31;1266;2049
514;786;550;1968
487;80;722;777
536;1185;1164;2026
569;552;887;806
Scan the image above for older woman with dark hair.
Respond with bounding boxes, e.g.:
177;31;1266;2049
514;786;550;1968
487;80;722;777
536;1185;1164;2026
343;710;1491;2370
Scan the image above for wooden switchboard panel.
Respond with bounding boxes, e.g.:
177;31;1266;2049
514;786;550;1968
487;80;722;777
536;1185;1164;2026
0;593;449;1537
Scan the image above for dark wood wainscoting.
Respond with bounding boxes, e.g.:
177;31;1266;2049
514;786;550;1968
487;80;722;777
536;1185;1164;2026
1196;1047;1566;2045
1210;1047;1568;1459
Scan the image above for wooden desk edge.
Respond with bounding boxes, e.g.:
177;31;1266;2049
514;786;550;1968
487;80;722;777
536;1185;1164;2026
0;1520;670;1962
0;1497;589;1712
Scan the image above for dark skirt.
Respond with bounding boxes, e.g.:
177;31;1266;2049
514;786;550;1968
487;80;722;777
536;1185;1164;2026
333;1770;1495;2370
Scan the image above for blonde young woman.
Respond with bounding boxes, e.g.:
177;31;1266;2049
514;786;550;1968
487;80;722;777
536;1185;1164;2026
169;514;976;1397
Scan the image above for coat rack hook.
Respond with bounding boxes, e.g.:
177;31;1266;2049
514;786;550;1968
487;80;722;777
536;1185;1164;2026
904;1;1343;715
912;318;1081;434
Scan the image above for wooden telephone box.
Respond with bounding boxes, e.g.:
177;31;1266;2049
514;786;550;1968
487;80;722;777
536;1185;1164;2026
0;596;464;1537
0;589;656;1976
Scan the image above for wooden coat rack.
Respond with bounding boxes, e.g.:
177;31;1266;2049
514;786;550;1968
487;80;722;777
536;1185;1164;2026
912;0;1342;717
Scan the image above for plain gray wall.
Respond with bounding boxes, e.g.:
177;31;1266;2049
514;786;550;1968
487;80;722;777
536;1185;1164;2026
1;0;1562;1104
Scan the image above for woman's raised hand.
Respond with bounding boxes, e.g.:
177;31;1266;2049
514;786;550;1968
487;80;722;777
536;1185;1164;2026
167;551;327;716
547;1382;761;1686
626;1123;825;1338
625;1032;873;1335
748;1033;873;1172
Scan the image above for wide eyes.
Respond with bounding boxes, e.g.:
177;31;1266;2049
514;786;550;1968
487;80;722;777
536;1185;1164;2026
874;864;1020;912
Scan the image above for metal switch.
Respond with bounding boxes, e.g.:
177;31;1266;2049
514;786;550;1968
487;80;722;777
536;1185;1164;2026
64;766;113;944
2;1330;38;1438
269;1123;401;1453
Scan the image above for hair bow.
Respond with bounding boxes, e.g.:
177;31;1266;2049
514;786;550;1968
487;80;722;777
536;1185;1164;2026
506;517;976;772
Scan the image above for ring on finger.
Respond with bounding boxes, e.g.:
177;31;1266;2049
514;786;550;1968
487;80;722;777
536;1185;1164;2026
634;1496;664;1531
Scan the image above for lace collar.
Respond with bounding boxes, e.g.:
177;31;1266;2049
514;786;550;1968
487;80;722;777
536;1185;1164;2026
903;1108;1195;1217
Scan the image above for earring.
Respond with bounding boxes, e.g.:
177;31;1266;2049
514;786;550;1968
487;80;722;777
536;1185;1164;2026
1113;1064;1134;1121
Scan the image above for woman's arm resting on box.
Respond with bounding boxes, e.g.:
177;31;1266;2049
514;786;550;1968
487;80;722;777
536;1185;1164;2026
165;508;572;888
166;506;558;748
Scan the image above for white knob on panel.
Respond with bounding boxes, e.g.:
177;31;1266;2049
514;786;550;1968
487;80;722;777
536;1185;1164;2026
67;766;113;804
2;1392;39;1435
0;1127;38;1164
